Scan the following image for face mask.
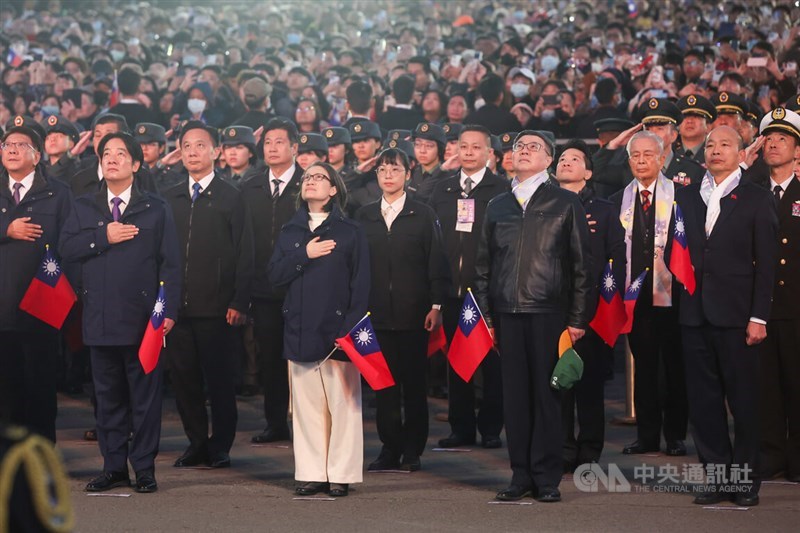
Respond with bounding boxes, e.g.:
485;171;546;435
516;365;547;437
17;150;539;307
109;49;125;62
510;83;530;98
541;55;559;72
500;53;516;66
430;60;440;72
286;33;301;45
41;105;59;116
187;98;206;115
541;109;556;121
183;54;199;67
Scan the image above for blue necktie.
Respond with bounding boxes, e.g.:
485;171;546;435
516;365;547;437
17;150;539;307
192;182;202;203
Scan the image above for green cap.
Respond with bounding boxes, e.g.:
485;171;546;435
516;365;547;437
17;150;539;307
550;330;584;390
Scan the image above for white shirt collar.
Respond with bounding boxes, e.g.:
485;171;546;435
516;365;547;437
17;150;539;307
392;103;413;110
635;179;657;195
460;167;487;190
97;161;104;181
511;169;549;209
189;171;215;197
107;184;133;216
269;163;296;195
381;192;406;230
8;171;35;202
770;174;795;192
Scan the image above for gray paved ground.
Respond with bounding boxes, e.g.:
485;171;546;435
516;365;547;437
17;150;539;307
56;373;799;532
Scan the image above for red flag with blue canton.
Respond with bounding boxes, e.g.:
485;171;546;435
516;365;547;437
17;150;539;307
621;269;649;334
427;326;448;357
19;245;77;329
138;282;166;374
336;313;395;390
589;260;627;347
668;202;696;295
447;289;493;382
109;69;120;107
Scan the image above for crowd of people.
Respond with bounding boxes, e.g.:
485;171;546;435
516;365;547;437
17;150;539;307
1;0;800;520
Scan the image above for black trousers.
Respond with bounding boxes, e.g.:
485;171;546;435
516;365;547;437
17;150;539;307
251;299;289;432
165;317;237;456
759;318;800;478
683;324;761;494
443;298;503;440
627;305;687;446
0;330;59;442
497;312;564;490
91;345;162;474
374;329;429;458
562;328;611;465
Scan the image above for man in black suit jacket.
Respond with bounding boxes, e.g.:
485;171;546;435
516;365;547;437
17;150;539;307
378;75;424;133
670;126;778;507
463;74;523;136
756;108;800;483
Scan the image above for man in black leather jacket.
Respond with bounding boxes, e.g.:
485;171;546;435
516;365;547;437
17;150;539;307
474;130;593;503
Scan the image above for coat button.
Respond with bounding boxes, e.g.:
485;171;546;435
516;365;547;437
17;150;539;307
295;242;300;248
283;309;288;314
782;238;789;244
778;280;785;286
98;221;104;226
336;310;342;316
1;208;5;213
90;243;95;248
296;265;302;271
780;259;786;265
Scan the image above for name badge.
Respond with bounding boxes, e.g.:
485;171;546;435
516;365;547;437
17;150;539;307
456;198;475;233
793;200;800;217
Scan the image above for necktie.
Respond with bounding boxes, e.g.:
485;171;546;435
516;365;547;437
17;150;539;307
463;177;473;195
685;150;693;159
773;184;783;202
191;182;202;203
272;179;281;200
111;197;123;222
641;190;651;213
12;182;22;205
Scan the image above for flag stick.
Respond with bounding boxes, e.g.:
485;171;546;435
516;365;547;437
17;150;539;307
315;311;371;371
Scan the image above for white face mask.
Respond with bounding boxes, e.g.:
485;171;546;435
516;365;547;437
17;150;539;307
187;98;206;115
109;49;125;62
540;55;559;72
510;83;530;98
541;108;556;121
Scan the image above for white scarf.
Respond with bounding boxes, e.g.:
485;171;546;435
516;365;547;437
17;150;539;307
619;174;675;307
700;169;741;237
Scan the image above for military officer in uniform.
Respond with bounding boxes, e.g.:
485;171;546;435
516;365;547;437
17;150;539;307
219;126;263;185
408;122;448;204
344;120;383;216
42;115;81;182
674;94;716;166
296;133;329;170
323;127;353;176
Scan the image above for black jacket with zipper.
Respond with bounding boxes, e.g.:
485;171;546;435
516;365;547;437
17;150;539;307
163;173;254;318
474;178;593;329
355;197;451;331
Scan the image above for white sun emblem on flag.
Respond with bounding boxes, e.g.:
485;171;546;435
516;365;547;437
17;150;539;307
603;273;616;292
42;258;60;277
153;298;165;317
462;305;477;324
355;327;373;346
675;217;685;237
629;278;642;291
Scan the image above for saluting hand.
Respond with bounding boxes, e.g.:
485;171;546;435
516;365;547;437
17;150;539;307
70;130;93;158
607;123;643;151
106;222;138;244
6;217;43;241
306;236;336;259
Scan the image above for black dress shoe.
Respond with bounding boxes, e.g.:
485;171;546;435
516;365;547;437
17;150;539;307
174;447;208;467
622;440;659;455
481;436;503;449
437;434;475;448
84;428;97;441
734;493;759;507
535;488;561;503
251;427;291;443
134;470;158;493
401;455;421;472
208;452;231;468
85;471;130;492
495;485;532;501
693;490;726;505
665;440;687;456
295;482;329;496
328;483;349;497
368;451;401;471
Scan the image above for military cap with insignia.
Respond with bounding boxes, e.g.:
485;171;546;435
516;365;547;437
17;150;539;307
784;93;800;113
412;122;446;147
134;122;167;145
383;138;416;160
711;91;746;116
297;132;328;154
637;98;682;125
594;117;635;134
348;120;381;142
443;122;464;142
322;127;351;146
677;94;717;122
490;134;503;155
499;131;518;152
743;101;762;126
759;107;800;140
2;125;43;153
220;125;257;157
387;129;411;142
43;115;80;143
5;115;46;144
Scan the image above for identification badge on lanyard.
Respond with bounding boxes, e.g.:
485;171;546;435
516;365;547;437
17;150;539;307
456;198;475;232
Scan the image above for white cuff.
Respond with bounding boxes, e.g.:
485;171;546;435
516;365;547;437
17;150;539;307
749;317;766;325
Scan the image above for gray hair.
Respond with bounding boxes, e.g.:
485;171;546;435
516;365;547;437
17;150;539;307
626;130;665;157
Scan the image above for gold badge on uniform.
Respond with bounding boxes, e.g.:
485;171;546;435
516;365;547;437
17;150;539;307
300;134;308;144
772;108;786;120
687;95;697;106
719;92;729;103
389;140;397;148
502;134;510;142
354;124;362;133
325;129;334;138
229;128;236;137
421;124;429;132
48;115;58;126
139;125;147;134
649;98;658;109
443;125;450;133
14;116;23;126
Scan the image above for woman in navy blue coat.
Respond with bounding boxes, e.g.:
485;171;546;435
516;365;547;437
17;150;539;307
268;161;370;498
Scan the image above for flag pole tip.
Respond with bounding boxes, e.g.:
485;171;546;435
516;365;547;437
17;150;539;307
467;287;472;292
160;281;164;286
366;311;371;316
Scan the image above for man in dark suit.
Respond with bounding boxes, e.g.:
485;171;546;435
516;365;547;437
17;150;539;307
610;129;688;458
378;75;424;133
107;68;158;129
475;131;593;503
464;74;523;136
244;118;303;444
60;132;181;493
0;126;73;442
163;121;254;469
671;126;778;507
757;108;800;483
556;139;626;470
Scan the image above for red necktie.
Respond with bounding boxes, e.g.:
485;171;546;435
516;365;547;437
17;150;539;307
641;190;651;213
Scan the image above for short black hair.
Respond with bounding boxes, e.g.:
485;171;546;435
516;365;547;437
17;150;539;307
375;147;411;172
346;80;373;114
117;68;140;96
559;139;593;171
264;117;299;144
392;75;415;105
97;131;144;167
595;78;617;105
478;74;504;104
179;121;219;147
459;124;492;146
93;113;130;134
407;56;431;74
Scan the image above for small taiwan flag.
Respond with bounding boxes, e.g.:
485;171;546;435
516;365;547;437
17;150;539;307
19;245;77;329
109;69;120;107
621;269;649;334
668;202;696;295
447;289;493;382
6;49;23;67
427;325;448;357
138;282;166;374
336;313;395;390
589;260;627;347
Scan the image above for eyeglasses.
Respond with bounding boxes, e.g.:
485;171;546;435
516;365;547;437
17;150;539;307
512;141;545;153
0;142;35;152
297;105;316;112
302;173;330;182
376;166;406;177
